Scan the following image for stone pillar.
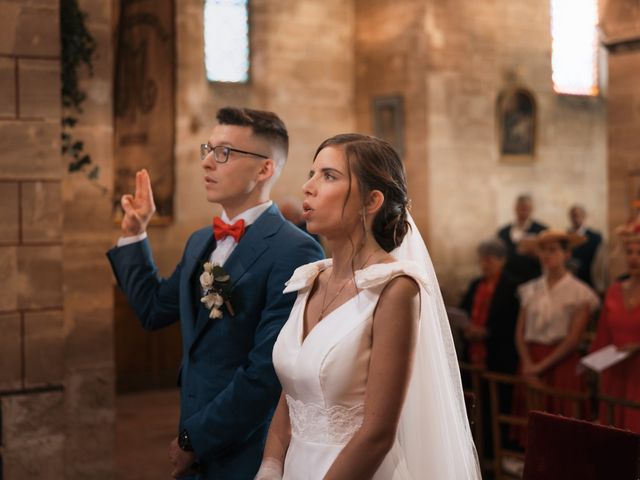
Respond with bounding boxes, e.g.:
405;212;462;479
600;0;640;279
0;0;115;478
62;0;116;478
0;0;66;477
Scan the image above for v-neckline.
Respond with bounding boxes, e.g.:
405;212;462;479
299;276;360;348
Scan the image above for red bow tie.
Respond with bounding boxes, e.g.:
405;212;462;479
213;217;246;242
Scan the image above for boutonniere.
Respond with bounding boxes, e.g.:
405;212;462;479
200;262;235;318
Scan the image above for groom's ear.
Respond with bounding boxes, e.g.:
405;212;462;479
365;190;384;216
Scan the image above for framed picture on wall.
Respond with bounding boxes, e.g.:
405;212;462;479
372;95;405;159
497;87;536;163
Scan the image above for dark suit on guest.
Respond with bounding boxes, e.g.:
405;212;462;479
460;271;520;458
107;205;324;479
497;220;547;284
459;272;520;374
569;227;602;288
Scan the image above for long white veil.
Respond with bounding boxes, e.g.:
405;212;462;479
392;213;481;479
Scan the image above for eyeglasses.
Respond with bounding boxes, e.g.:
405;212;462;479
200;144;269;164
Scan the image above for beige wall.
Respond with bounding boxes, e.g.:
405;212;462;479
0;0;115;478
601;0;640;279
355;0;607;301
147;0;356;273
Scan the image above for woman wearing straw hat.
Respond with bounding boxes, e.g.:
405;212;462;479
590;218;640;432
513;229;600;444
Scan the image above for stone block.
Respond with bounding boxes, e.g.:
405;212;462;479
17;245;63;310
0;121;61;180
24;309;64;387
21;180;63;243
65;368;115;424
0;56;16;117
0;182;19;243
65;307;114;369
0;246;18;311
0;0;59;57
1;435;65;480
19;59;61;119
0;312;22;390
1;390;64;447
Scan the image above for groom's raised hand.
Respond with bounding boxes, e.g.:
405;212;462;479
120;169;156;236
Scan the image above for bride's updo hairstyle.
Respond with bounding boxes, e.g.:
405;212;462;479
313;133;410;252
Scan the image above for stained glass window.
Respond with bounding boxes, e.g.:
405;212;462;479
550;0;599;96
204;0;250;83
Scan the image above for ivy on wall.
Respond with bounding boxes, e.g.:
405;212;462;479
61;0;99;180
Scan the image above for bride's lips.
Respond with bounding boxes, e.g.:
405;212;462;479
302;202;314;219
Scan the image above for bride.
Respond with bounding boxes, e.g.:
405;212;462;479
255;134;481;479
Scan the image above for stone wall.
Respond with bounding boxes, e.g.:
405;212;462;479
355;0;607;301
600;0;640;279
0;0;115;478
146;0;356;274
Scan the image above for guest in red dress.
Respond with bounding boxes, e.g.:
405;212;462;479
513;230;599;445
591;220;640;432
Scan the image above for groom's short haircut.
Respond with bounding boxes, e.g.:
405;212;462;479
216;107;289;176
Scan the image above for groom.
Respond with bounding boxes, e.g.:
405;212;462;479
107;107;324;479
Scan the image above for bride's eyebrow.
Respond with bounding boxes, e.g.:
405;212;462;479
320;167;343;176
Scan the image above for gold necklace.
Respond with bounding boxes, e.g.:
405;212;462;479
318;250;380;321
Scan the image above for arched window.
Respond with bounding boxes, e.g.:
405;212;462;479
550;0;599;96
204;0;250;83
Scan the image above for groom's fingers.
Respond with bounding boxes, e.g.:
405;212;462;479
121;194;135;214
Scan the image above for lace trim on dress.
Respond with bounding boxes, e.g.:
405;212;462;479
286;394;364;445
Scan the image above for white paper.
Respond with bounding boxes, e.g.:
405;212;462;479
446;306;471;329
580;344;631;373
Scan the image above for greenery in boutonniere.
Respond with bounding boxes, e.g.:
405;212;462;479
200;262;234;319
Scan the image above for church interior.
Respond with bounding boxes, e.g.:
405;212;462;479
1;0;639;478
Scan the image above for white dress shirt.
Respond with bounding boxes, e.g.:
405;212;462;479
116;201;273;267
518;273;599;345
210;201;272;266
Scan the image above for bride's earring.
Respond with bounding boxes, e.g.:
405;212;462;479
360;208;367;247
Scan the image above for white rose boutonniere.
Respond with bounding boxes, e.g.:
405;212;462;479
200;262;234;319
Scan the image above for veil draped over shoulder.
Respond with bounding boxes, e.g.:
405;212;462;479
391;213;481;479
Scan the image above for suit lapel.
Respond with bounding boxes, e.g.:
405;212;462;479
182;231;216;348
190;205;284;349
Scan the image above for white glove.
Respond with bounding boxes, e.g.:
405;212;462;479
254;457;283;480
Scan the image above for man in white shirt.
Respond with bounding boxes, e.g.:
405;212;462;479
107;107;324;479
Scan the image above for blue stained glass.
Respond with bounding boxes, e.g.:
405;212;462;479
550;0;599;96
204;0;250;83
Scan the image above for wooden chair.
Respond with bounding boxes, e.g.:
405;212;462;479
598;393;640;430
459;363;483;451
522;410;640;480
483;371;591;480
483;371;527;480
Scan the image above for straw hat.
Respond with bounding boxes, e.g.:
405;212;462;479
616;215;640;244
519;229;586;250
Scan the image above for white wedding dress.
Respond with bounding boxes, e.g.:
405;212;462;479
273;260;422;479
272;215;481;480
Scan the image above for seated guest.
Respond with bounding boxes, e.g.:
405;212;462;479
460;238;520;374
590;218;640;432
460;238;520;459
497;194;547;284
567;204;604;290
513;230;599;443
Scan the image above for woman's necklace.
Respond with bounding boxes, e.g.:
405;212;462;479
318;250;380;321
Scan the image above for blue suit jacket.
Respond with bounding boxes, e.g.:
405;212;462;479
107;205;324;479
